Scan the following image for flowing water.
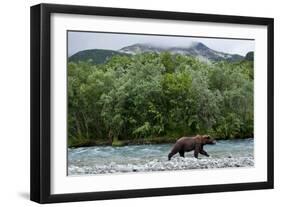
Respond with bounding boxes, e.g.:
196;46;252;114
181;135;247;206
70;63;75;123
68;138;254;175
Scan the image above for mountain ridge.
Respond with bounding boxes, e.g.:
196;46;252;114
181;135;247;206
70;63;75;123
68;49;128;64
119;42;244;62
69;42;251;64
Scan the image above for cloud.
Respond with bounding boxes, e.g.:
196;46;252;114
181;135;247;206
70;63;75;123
68;31;254;56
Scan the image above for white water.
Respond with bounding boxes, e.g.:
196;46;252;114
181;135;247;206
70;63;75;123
68;138;254;175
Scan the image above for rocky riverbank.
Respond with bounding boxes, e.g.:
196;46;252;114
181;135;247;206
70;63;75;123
68;156;254;175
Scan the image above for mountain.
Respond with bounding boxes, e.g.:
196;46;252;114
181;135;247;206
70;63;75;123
69;42;248;64
119;43;165;54
245;51;254;61
68;49;128;64
120;42;244;62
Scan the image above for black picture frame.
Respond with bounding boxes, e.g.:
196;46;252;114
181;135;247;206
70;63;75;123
30;3;274;204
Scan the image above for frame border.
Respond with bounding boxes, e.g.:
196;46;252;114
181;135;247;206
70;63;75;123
30;3;274;203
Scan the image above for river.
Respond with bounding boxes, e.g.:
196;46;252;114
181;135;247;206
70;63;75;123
68;138;254;175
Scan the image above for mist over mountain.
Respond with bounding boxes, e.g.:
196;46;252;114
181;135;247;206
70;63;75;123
69;42;251;64
119;42;244;62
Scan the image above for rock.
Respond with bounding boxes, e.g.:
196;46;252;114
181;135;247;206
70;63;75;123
68;156;254;175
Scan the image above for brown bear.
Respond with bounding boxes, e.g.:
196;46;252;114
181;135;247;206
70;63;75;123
168;135;216;160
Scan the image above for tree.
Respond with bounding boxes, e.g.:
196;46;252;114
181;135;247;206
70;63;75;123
67;52;254;147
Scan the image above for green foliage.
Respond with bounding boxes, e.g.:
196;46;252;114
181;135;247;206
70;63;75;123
67;52;254;147
111;137;124;147
160;52;176;73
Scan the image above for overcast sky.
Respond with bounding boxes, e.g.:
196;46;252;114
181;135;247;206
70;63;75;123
68;31;254;57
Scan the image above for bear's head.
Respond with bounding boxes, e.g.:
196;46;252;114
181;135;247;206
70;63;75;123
201;135;216;145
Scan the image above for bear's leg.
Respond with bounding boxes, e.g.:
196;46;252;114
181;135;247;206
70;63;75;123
168;144;181;160
168;152;176;160
179;150;185;158
194;151;199;158
194;144;200;158
200;149;209;157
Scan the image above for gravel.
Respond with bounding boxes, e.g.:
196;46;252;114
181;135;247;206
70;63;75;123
68;156;254;175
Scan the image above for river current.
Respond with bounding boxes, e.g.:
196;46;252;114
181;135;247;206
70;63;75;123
68;138;254;175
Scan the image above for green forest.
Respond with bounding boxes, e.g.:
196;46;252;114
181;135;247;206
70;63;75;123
67;52;254;147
